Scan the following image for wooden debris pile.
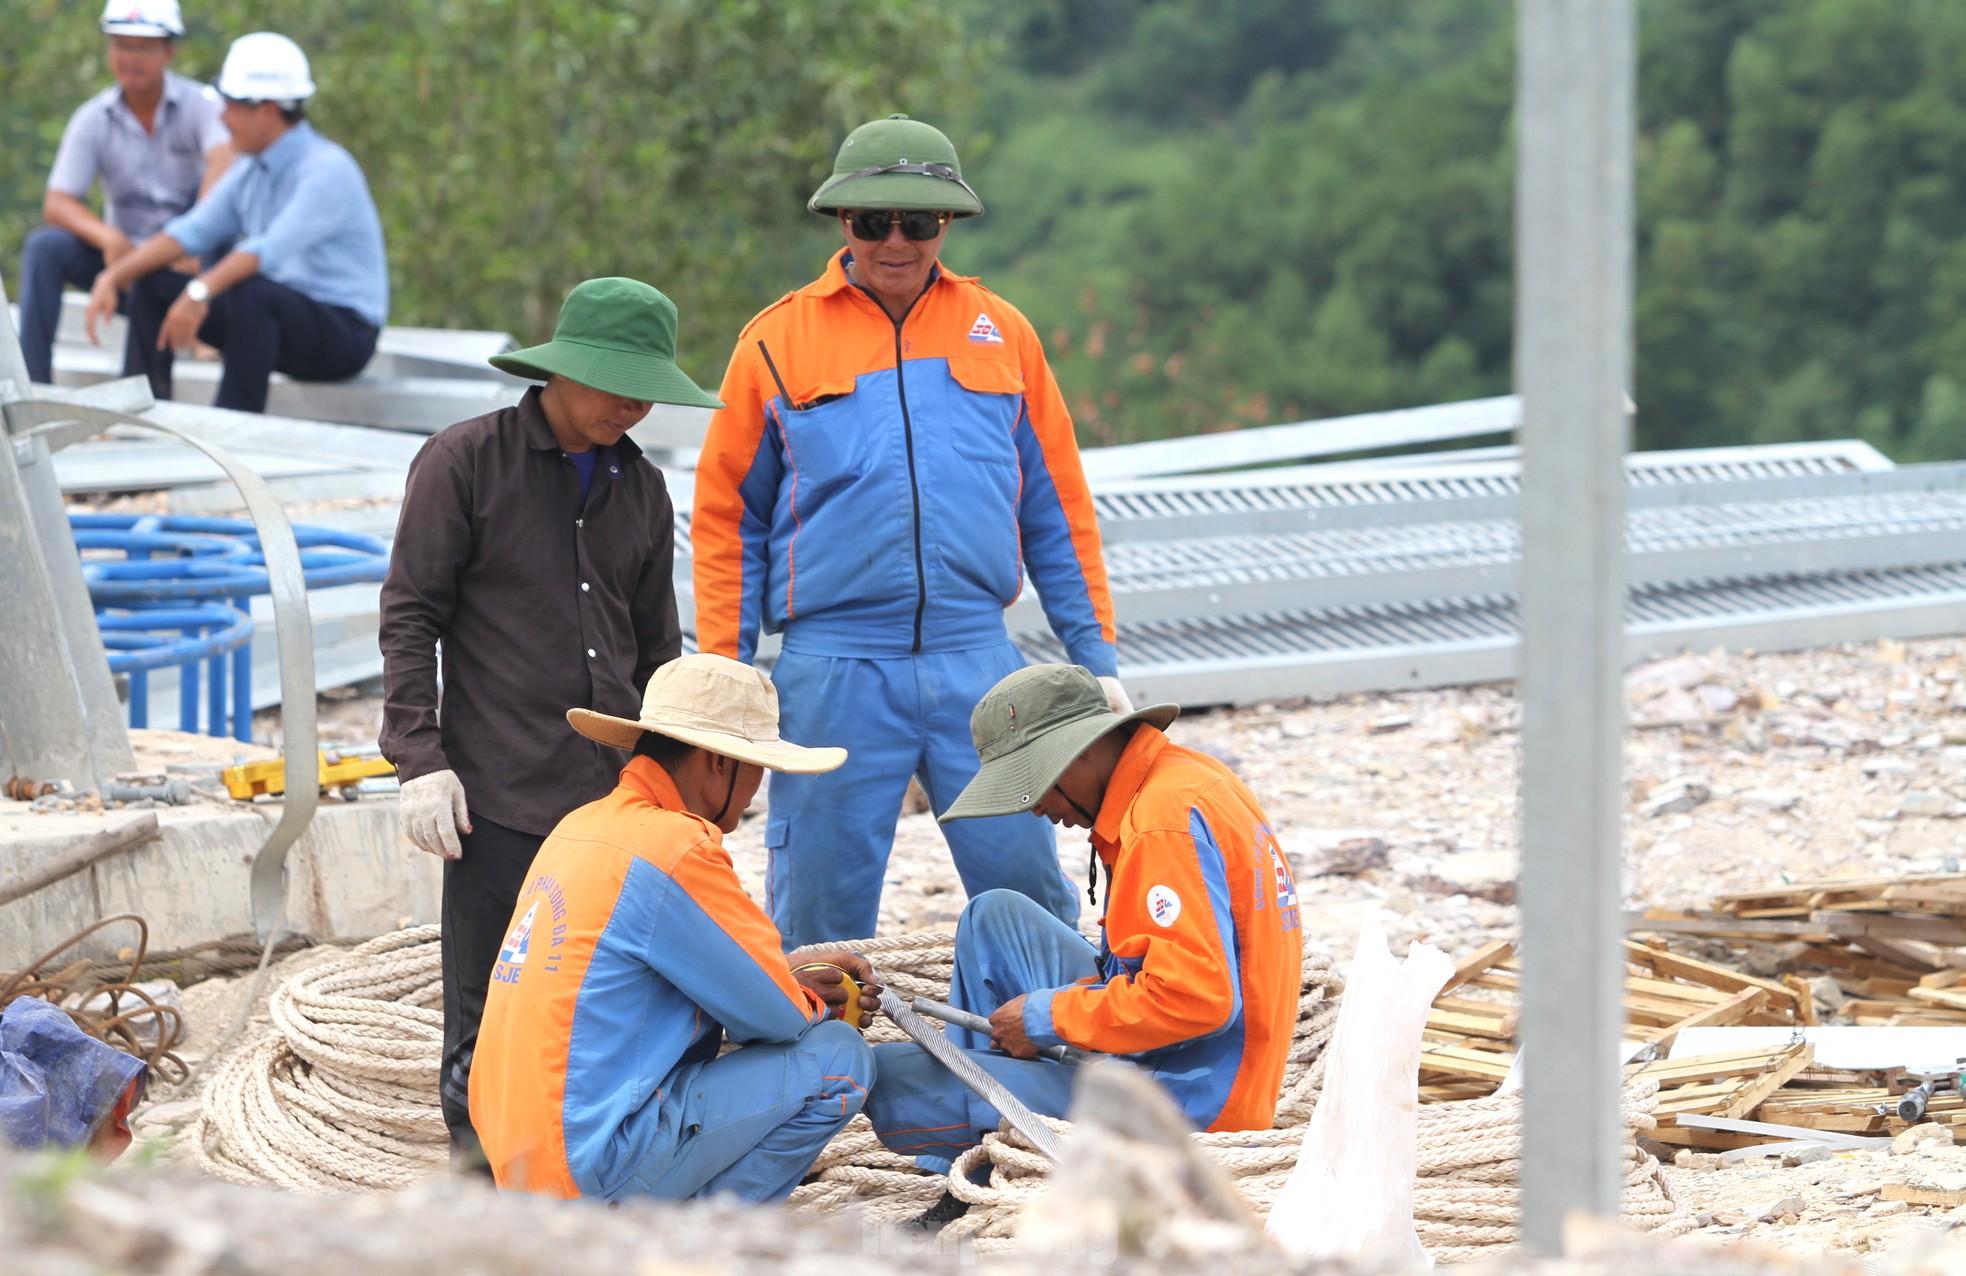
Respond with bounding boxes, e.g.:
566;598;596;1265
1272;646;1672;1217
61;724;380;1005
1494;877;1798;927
1639;872;1966;1026
1421;874;1966;1150
1419;938;1809;1104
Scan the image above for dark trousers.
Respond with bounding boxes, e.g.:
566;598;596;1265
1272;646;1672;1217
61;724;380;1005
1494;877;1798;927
440;815;546;1159
125;270;377;413
15;226;137;384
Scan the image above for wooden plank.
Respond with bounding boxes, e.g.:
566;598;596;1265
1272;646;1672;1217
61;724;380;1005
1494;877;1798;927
1427;1008;1518;1041
1635;1047;1807;1085
1881;1184;1966;1207
1818;911;1966;947
1850;935;1946;972
1625;911;1833;940
1418;1045;1515;1082
1718;874;1966;912
1438;939;1516;996
1718;1044;1814;1120
1797;945;1925;979
1918;969;1966;990
1626;974;1735;1006
1907;986;1966;1011
1623;942;1804;1010
1648;987;1769;1048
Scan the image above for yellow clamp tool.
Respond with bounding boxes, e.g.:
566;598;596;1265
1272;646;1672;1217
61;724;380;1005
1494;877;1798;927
222;751;397;801
792;962;867;1029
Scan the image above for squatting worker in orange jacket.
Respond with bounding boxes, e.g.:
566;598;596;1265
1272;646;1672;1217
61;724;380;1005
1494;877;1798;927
467;654;882;1202
862;664;1304;1186
692;114;1127;951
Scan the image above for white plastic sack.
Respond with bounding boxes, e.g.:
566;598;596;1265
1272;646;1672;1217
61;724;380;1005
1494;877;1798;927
1265;911;1454;1264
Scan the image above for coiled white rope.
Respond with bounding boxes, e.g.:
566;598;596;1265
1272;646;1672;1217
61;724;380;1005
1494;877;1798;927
186;923;1690;1264
191;926;447;1193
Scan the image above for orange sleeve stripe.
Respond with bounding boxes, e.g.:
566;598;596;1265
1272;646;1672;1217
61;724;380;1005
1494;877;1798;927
1016;318;1116;643
665;841;817;1015
692;331;773;659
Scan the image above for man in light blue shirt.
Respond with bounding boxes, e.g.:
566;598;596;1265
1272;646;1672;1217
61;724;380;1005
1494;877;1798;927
85;32;388;414
15;0;231;385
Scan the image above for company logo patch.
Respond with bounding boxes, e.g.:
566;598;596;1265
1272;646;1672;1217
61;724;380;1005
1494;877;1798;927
1272;845;1297;911
1146;884;1182;927
967;312;1005;344
496;901;537;969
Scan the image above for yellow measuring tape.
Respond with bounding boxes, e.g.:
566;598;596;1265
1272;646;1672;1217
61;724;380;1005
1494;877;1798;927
792;962;866;1028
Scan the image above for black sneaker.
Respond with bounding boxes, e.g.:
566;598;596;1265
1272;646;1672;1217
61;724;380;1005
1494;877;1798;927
906;1190;971;1233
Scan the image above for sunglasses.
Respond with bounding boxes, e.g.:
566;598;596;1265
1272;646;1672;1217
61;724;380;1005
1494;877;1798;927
843;210;951;242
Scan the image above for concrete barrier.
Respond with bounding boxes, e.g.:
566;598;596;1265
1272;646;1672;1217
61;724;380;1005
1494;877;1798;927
0;800;439;969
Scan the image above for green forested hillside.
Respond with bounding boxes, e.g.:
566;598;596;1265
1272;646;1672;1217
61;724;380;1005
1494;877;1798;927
953;0;1966;457
6;1;1966;458
0;0;978;385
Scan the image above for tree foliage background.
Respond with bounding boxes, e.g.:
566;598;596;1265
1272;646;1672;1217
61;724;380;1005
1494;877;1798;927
6;0;1966;459
0;0;979;387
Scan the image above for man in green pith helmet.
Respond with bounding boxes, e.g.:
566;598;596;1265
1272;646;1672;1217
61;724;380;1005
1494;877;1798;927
378;277;723;1165
691;115;1124;952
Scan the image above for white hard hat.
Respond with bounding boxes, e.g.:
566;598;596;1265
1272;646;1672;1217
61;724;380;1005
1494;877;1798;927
100;0;184;38
215;32;315;104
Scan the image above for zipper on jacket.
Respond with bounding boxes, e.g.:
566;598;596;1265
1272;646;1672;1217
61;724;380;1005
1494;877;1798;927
892;317;928;652
870;273;935;654
849;259;935;654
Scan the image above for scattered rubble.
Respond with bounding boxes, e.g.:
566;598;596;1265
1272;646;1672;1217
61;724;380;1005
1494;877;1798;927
61;634;1966;1261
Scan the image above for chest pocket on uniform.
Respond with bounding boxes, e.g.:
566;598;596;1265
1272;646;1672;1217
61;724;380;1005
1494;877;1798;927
946;357;1025;468
775;376;872;497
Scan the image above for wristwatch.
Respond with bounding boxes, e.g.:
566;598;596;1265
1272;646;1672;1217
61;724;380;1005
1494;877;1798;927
184;279;211;305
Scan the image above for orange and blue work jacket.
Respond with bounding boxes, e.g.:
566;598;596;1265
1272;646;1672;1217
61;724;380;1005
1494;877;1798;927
691;250;1118;673
467;756;829;1198
1022;726;1304;1131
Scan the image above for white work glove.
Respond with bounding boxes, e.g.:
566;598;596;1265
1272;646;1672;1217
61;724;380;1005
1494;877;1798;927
1097;675;1135;715
400;769;471;860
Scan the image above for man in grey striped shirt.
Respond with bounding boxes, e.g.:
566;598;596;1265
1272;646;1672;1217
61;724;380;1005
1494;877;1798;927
14;0;231;384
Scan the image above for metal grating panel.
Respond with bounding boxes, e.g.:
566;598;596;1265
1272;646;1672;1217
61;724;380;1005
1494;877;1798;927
1091;441;1883;524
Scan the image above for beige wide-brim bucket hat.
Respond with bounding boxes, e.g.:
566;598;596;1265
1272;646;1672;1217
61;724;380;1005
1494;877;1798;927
567;653;845;774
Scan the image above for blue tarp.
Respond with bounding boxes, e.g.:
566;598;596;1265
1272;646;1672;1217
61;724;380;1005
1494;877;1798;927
0;996;146;1151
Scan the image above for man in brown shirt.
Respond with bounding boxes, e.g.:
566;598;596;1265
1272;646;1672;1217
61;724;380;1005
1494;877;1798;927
378;277;721;1160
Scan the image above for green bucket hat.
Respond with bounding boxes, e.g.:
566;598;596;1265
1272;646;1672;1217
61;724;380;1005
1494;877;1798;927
940;664;1178;824
489;277;723;408
807;114;985;219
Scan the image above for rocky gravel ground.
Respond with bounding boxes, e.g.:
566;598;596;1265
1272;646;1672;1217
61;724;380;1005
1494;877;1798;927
173;635;1966;1259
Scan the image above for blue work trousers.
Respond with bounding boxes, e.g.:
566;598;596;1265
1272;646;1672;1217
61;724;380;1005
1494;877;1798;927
607;1019;873;1204
764;644;1079;950
863;890;1095;1170
14;227;136;385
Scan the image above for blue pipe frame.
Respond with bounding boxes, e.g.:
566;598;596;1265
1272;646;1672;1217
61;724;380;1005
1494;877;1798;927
71;514;389;741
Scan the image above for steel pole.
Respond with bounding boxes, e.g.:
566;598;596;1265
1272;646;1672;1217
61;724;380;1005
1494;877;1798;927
1515;0;1635;1253
0;276;134;788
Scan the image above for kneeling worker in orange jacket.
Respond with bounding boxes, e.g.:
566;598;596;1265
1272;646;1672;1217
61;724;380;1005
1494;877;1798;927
467;654;880;1202
863;663;1304;1180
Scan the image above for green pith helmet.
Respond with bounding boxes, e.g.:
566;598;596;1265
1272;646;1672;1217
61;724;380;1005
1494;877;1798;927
807;114;984;219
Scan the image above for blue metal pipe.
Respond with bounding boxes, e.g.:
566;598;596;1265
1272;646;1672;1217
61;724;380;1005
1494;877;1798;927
73;514;388;739
232;634;254;742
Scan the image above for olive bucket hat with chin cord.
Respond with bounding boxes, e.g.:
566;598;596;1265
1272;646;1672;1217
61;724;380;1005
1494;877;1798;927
940;664;1178;824
807;114;985;219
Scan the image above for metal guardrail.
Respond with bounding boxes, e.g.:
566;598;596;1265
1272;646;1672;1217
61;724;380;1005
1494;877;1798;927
37;363;1966;715
670;444;1966;707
